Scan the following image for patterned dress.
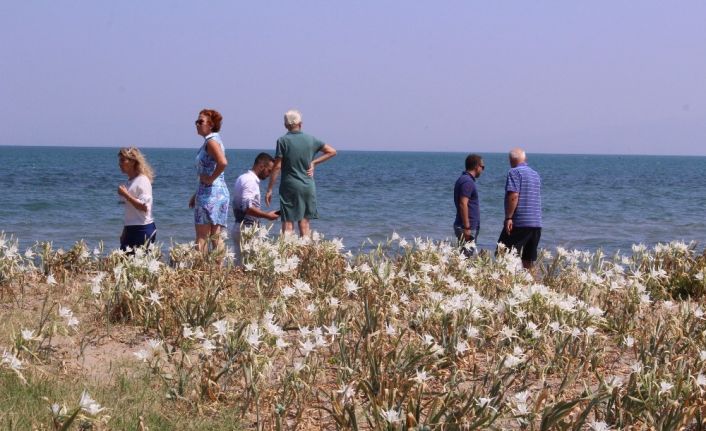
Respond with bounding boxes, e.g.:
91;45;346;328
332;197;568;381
194;133;229;226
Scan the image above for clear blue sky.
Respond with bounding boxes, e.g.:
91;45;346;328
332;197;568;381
1;1;705;155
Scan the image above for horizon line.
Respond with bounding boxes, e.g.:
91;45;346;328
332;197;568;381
1;143;704;158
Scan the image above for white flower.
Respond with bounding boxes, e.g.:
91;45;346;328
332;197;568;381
66;316;79;328
1;350;23;370
147;259;160;274
293;279;312;294
503;354;524;369
24;248;35;259
548;321;562;333
324;323;340;339
275;337;290;349
293;360;305;372
344;280;360;295
585;326;597;337
456;340;470;355
281;286;296;298
385;323;396;336
182;325;194;339
695;307;704;319
147;291;162;306
328;297;339;307
380;408;401;423
624;336;635;348
465;325;480;339
605;376;623;390
299;339;316;356
134;349;148;361
587;306;604;318
630;361;643;374
337;383;355;403
212;319;230;338
21;329;36;341
476;396;494;408
58;306;72;319
514;390;530;404
246;324;261;349
589;421;612;431
659;381;674;395
413;369;429;384
79;390;104;415
700;350;706;362
201;339;216;354
46;274;57;285
500;325;517;341
696;374;706;388
50;403;64;416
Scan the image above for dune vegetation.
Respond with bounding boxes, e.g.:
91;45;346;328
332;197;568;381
1;229;706;430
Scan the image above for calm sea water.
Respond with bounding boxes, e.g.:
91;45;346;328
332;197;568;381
1;146;705;255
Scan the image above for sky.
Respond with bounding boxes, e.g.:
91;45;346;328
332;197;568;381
1;1;705;155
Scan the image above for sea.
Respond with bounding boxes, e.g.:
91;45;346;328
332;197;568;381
1;146;705;256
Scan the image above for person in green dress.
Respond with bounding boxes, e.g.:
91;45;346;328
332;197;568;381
265;109;337;237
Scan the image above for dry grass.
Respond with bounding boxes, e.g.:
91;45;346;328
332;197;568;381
2;230;706;430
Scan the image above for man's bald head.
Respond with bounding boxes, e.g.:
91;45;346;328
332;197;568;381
509;148;526;167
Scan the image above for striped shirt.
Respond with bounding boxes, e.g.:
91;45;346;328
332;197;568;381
505;163;542;228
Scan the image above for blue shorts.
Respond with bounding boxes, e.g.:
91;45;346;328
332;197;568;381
121;223;157;251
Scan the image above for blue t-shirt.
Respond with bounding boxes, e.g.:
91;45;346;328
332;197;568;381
454;171;480;231
505;163;542;228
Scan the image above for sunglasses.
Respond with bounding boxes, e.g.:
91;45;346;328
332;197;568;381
195;119;207;125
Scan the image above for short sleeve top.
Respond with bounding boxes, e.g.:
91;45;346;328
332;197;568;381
275;131;324;187
505;163;542;228
122;174;153;226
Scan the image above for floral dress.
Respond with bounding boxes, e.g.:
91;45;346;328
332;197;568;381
194;132;229;226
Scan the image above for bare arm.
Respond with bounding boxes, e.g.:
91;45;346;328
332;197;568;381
307;144;337;177
246;207;279;221
118;185;148;212
265;157;282;206
458;195;473;240
504;191;519;234
200;139;228;185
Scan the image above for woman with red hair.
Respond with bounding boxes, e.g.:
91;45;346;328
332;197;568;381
189;108;229;255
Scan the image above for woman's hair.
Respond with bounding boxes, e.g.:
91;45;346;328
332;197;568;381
118;147;155;183
199;109;223;132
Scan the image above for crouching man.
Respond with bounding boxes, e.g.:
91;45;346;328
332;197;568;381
232;153;279;266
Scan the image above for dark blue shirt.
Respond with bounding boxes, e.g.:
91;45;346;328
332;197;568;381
454;171;480;231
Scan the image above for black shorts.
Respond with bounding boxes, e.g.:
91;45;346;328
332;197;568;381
497;227;541;262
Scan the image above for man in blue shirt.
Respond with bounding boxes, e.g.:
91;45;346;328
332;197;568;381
498;148;542;269
454;154;485;256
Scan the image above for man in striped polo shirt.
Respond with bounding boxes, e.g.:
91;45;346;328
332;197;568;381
498;148;542;269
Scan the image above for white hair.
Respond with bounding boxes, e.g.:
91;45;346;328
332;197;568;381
284;109;302;126
509;148;526;162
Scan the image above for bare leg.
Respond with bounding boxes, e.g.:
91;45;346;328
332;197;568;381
282;221;295;236
209;225;223;254
298;219;311;237
195;224;211;255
